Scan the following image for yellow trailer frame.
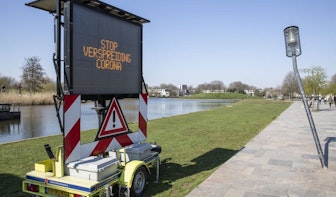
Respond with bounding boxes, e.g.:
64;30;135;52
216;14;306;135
22;146;160;197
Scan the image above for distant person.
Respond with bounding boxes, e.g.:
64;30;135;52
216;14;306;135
334;96;336;107
17;83;22;95
328;96;332;108
1;84;5;93
308;98;313;108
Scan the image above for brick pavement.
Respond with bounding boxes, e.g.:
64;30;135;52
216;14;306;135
186;101;336;197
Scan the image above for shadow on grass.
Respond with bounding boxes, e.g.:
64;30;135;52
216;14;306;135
0;173;26;197
143;148;238;196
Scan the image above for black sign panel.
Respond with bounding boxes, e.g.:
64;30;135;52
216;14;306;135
64;1;143;99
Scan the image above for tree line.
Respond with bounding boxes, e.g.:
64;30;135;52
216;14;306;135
281;66;336;99
2;56;334;99
147;66;336;99
0;56;55;94
148;80;266;97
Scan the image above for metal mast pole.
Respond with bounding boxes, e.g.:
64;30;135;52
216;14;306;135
292;54;326;168
52;0;64;133
55;0;62;97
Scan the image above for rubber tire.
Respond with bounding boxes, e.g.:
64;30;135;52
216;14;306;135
130;166;148;197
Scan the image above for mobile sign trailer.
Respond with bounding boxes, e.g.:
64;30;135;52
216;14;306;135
22;0;161;196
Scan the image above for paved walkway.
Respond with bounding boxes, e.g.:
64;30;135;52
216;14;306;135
186;101;336;197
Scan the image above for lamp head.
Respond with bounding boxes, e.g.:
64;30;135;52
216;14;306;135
284;26;301;57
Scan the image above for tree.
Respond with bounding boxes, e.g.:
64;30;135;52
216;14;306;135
195;80;225;93
300;66;327;96
331;73;336;86
160;83;178;97
227;81;250;94
210;80;225;92
21;56;46;93
281;71;299;98
195;83;207;93
254;89;266;97
326;73;336;95
0;75;16;90
264;87;279;99
43;77;56;92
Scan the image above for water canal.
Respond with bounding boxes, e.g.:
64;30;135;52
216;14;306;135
0;98;237;144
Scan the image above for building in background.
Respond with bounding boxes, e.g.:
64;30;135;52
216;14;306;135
148;88;170;97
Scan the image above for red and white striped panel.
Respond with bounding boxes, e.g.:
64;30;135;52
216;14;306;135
138;93;148;138
64;95;81;164
64;94;148;164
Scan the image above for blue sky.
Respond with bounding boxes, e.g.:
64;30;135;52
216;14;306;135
1;0;336;89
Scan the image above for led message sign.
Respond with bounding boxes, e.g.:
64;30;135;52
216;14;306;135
64;1;143;99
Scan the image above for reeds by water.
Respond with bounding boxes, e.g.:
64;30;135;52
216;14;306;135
0;92;54;105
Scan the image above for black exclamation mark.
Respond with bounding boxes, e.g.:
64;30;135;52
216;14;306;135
112;110;116;128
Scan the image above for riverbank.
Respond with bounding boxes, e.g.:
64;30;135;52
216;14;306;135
0;98;234;144
185;92;255;99
0;99;290;196
0;92;254;106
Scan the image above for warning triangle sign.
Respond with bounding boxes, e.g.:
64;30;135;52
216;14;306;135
96;98;128;140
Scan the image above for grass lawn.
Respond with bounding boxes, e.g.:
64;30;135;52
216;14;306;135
0;99;291;197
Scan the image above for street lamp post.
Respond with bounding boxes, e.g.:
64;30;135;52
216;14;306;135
283;26;326;168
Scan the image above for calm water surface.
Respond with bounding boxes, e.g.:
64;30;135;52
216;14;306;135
0;98;236;144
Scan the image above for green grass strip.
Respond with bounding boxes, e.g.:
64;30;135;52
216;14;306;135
0;99;290;197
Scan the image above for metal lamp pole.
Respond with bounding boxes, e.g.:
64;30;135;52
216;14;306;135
283;26;326;168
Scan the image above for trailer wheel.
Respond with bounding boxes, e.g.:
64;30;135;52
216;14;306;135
131;166;148;197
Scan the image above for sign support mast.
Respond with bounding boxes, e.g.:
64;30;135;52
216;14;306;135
54;0;62;97
52;0;64;134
